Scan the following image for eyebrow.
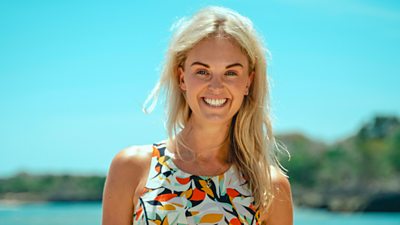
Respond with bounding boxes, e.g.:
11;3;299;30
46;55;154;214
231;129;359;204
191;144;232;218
190;61;244;69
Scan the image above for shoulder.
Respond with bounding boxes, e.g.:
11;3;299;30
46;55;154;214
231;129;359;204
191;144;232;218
110;145;154;173
270;166;292;194
260;166;293;225
102;144;154;224
105;144;154;188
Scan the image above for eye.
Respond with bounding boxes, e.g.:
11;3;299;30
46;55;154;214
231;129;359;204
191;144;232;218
196;69;210;76
225;71;238;76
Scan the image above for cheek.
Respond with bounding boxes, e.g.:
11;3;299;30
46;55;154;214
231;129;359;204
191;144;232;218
227;80;247;93
185;76;205;91
183;78;203;104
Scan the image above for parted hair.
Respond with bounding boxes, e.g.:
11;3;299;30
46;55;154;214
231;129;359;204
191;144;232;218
144;6;286;210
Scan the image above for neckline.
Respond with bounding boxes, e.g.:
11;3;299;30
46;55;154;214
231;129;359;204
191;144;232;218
164;146;234;179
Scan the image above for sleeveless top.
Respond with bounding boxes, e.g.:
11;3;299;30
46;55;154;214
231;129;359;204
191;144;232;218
133;142;261;225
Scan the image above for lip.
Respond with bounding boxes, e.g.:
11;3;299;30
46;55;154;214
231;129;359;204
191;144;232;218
201;97;229;108
201;96;230;100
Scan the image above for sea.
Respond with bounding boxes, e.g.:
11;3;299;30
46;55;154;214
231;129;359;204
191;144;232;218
0;202;399;225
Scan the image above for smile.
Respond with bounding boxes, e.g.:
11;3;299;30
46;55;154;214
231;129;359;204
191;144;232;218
203;98;228;107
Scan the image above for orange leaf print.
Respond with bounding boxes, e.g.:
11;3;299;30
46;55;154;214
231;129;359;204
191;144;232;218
199;213;223;223
135;207;143;220
152;146;160;157
191;188;205;201
155;193;177;202
176;176;191;184
140;187;148;195
227;188;240;198
229;217;242;225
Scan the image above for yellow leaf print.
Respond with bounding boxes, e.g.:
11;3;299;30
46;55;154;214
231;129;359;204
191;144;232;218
199;179;208;188
199;180;214;198
159;204;176;210
191;211;199;216
199;213;223;223
172;202;184;207
181;188;193;198
161;215;169;225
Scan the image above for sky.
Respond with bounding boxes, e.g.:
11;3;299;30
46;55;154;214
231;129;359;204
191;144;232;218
1;0;399;176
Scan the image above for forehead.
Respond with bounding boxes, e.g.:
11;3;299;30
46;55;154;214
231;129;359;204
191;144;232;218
185;37;249;68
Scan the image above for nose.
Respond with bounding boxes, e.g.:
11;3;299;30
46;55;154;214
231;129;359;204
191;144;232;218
208;75;224;93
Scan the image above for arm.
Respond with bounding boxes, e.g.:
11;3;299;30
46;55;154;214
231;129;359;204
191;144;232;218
102;145;152;225
261;167;294;225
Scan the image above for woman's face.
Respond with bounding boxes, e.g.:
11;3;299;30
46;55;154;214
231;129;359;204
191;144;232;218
178;36;254;125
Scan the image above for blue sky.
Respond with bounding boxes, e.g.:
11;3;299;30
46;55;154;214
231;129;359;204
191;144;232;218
1;0;399;176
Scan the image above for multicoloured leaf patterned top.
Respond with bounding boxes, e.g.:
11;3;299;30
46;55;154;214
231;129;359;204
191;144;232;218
133;142;261;225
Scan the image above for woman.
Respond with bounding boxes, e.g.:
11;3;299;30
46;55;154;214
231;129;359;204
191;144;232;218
102;6;293;225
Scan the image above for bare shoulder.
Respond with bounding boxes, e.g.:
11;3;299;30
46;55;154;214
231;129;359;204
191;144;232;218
261;166;293;225
105;144;154;193
102;145;153;225
270;166;292;194
111;145;153;172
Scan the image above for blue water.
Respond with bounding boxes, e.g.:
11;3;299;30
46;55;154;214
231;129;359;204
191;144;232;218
295;207;400;225
0;202;399;225
0;202;101;225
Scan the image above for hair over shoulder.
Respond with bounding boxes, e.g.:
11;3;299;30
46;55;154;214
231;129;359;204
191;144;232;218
143;6;288;210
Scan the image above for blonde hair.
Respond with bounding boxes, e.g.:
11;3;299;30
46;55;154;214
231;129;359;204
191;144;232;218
144;6;286;210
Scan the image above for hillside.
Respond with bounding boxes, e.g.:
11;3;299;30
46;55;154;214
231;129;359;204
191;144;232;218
278;115;400;211
1;115;399;212
0;173;105;202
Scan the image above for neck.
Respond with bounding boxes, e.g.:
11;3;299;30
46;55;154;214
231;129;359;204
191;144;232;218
176;118;231;163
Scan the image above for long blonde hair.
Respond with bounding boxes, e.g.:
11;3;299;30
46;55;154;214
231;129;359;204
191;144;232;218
144;6;286;210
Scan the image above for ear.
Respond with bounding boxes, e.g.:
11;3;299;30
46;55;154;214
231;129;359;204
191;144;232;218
245;71;255;95
178;67;186;91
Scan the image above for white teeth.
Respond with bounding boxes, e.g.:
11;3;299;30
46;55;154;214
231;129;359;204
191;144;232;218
203;98;227;107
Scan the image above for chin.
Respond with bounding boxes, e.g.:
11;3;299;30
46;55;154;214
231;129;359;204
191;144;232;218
199;113;234;125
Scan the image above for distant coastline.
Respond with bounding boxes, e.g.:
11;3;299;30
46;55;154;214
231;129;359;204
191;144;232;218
1;115;399;212
278;115;400;212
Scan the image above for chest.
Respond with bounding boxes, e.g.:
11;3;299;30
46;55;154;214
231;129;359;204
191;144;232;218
133;169;260;225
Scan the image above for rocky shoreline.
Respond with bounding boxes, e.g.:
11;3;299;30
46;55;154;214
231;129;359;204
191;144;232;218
1;188;400;213
293;187;400;212
2;116;399;213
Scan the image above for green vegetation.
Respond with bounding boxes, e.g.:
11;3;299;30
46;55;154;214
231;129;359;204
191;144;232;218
278;115;400;211
0;173;105;202
1;115;399;212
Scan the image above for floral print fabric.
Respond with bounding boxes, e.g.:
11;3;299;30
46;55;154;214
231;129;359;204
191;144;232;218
133;142;261;225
